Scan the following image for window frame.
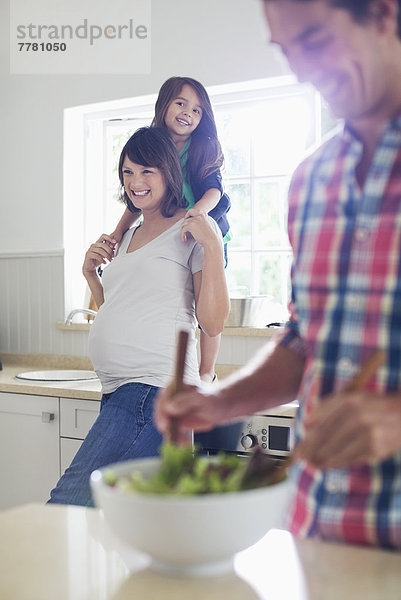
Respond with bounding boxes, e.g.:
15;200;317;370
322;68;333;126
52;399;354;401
63;76;324;317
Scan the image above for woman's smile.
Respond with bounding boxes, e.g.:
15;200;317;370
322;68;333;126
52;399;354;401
132;189;150;197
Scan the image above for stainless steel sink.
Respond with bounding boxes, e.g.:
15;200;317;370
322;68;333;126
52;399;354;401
15;370;98;382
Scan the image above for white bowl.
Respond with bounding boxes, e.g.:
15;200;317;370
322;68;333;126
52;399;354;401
90;457;292;576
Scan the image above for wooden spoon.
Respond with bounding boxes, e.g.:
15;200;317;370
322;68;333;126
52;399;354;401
166;330;189;445
240;350;386;490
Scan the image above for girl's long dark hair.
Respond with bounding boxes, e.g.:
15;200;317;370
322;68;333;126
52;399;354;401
152;76;224;195
118;127;186;218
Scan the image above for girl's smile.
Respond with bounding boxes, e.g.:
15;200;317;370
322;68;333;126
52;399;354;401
176;116;191;127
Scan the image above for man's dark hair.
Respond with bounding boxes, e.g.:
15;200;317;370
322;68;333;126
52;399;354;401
333;0;400;36
264;0;401;38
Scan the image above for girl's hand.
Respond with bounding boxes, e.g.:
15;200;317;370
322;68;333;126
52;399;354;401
82;234;116;275
109;228;123;246
184;207;207;220
180;213;221;247
109;206;142;252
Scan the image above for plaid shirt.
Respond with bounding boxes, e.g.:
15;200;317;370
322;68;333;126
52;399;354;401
280;114;401;548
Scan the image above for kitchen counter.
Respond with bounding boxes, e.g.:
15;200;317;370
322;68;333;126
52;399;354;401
0;503;400;600
0;354;101;400
0;353;298;415
58;322;279;337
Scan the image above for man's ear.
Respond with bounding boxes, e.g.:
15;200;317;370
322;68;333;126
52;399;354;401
370;0;399;33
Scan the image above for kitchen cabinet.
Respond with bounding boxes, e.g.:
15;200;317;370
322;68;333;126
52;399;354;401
0;392;60;510
0;392;101;510
60;438;82;474
59;397;100;473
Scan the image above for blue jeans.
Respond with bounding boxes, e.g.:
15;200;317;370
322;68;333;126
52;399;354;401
48;382;162;507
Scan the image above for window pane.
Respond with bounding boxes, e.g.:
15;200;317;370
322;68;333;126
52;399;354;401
216;111;251;177
80;82;324;319
254;180;284;249
253;95;315;177
225;183;251;249
225;252;251;296
257;252;292;306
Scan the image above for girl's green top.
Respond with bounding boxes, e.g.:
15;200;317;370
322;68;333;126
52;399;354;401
179;139;231;243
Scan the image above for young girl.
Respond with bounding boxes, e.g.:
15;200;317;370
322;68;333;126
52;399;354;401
108;77;231;384
48;127;229;506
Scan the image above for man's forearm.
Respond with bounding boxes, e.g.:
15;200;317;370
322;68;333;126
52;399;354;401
215;342;305;420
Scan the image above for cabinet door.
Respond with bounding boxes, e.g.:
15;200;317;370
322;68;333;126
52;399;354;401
60;437;83;474
60;398;100;439
0;392;59;510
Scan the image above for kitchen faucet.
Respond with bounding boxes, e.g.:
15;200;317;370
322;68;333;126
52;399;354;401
65;308;97;325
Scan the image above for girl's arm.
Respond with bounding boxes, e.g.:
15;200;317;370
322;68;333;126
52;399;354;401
181;215;229;337
186;188;221;217
82;233;115;308
110;206;142;244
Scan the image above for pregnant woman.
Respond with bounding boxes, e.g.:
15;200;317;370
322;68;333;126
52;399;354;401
48;126;229;506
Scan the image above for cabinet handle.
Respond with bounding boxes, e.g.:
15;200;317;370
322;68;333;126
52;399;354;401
41;412;55;423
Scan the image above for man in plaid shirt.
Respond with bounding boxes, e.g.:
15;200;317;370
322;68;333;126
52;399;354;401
156;0;401;548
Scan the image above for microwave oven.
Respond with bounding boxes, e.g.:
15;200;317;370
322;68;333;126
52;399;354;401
236;414;295;458
194;410;296;459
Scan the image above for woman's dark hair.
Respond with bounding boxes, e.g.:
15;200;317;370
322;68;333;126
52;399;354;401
152;76;224;195
263;0;401;37
118;127;186;218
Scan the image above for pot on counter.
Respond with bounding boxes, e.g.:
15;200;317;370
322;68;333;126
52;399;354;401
225;295;283;328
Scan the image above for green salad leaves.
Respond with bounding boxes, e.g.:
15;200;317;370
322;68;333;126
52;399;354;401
104;444;247;495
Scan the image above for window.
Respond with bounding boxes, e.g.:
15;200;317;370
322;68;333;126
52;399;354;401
64;77;334;317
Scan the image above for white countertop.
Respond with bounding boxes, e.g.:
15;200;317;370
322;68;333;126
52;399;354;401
0;503;399;600
0;354;102;400
0;354;297;416
58;321;278;337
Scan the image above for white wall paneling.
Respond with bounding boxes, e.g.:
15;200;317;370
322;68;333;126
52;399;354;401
218;334;273;366
0;252;89;356
1;250;274;363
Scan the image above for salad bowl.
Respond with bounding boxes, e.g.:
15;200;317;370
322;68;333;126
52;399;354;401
90;455;293;576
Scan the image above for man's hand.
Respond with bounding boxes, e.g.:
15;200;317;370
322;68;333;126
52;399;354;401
296;392;401;469
154;384;227;441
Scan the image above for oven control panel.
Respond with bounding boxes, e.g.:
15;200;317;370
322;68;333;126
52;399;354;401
237;414;295;457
